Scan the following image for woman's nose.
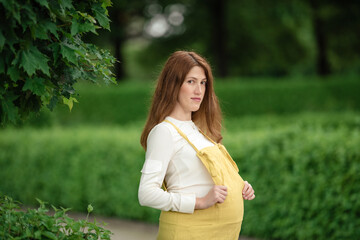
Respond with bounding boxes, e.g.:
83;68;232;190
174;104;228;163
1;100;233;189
194;83;202;94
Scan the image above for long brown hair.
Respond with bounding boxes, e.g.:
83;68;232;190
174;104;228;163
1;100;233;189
140;51;223;150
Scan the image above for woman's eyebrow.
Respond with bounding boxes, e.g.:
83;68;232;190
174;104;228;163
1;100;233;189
186;76;207;80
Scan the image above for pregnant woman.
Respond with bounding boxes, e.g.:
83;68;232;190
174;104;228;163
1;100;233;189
138;51;255;240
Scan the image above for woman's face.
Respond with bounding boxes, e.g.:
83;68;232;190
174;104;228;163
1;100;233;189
176;66;207;116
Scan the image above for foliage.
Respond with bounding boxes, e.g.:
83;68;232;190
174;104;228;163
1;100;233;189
130;0;360;78
0;0;116;126
225;121;360;239
0;124;160;222
0;195;112;239
19;76;360;127
0;112;360;239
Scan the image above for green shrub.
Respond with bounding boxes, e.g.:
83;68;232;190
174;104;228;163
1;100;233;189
20;76;360;127
216;77;360;117
0;112;359;239
224;115;360;239
0;125;160;222
0;195;112;239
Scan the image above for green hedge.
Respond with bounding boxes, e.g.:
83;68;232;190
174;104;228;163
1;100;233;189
0;125;160;223
22;76;360;127
223;116;360;239
1;112;360;239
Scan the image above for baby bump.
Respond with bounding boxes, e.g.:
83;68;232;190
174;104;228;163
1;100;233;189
196;149;245;223
219;174;244;223
158;177;244;240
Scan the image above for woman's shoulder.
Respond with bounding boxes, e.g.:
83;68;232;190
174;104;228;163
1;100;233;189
148;121;177;143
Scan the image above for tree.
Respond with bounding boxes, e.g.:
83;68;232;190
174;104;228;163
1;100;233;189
309;0;331;76
206;0;228;77
308;0;360;75
0;0;116;126
136;0;308;77
108;0;147;80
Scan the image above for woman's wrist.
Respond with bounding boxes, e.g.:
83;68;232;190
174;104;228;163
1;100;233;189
195;197;204;210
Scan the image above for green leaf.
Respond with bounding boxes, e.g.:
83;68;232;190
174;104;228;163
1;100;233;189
59;0;73;10
42;231;57;240
60;44;77;64
22;77;46;96
3;1;22;24
44;21;59;39
20;50;37;76
92;3;110;30
34;21;59;40
4;30;18;54
71;15;97;35
101;0;112;8
0;30;5;51
34;0;49;9
20;46;50;76
72;221;81;232
71;18;80;36
78;11;96;24
62;96;78;111
47;95;58;111
1;93;19;123
0;0;12;12
36;198;48;208
48;43;60;64
0;57;4;74
79;22;97;34
22;4;37;24
87;204;93;213
7;66;20;82
34;231;41;239
32;25;48;40
25;228;32;237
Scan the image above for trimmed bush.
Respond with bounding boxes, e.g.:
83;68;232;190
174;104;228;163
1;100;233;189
0;112;359;239
216;77;360;118
224;117;360;239
0;125;159;223
21;77;360;127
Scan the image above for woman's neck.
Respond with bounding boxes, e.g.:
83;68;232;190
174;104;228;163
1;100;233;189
169;107;192;121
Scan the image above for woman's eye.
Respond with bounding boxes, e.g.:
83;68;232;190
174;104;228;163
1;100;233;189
187;80;194;83
201;81;207;85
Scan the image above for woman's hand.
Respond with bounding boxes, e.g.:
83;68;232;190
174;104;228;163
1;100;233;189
242;181;255;200
195;185;227;210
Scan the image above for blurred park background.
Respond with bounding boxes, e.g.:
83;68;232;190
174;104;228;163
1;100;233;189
1;0;360;239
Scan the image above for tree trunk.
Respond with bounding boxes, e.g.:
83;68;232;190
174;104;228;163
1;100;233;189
209;0;228;77
110;9;127;81
310;1;331;76
114;36;125;81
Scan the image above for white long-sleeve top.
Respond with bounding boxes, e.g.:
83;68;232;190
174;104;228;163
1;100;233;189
138;116;215;214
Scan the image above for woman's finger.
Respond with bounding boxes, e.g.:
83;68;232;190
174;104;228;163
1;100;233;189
216;193;226;203
245;186;254;196
248;194;255;200
218;185;228;191
242;181;250;194
245;193;256;200
243;186;250;195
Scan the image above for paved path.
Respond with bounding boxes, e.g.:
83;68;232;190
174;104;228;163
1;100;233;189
69;213;158;240
69;212;257;240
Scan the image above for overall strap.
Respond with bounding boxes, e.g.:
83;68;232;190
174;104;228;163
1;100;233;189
198;128;217;145
163;120;199;153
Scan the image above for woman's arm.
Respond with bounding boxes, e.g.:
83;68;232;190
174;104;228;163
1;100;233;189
138;124;196;214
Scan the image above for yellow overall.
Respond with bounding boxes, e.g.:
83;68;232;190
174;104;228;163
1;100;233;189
158;120;245;240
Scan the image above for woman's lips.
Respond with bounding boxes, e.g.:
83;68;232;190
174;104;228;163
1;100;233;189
191;97;201;102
